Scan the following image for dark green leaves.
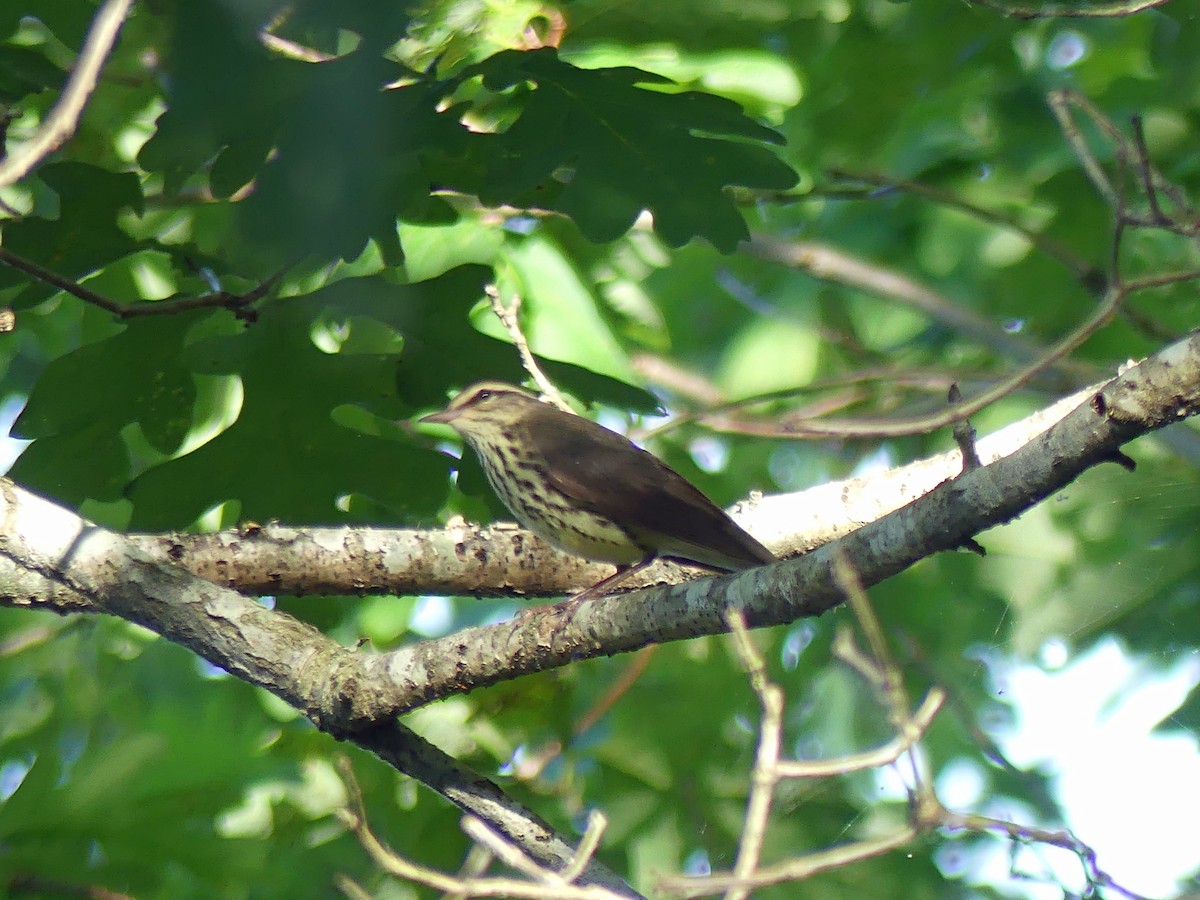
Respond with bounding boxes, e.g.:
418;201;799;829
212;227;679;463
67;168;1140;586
0;163;143;307
122;267;498;529
138;19;795;264
463;48;798;250
233;65;467;269
11;314;200;505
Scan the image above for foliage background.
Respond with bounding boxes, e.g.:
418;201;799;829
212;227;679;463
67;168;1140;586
1;0;1199;898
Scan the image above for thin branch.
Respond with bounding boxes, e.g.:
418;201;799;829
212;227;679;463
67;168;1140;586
0;246;281;322
949;384;983;472
460;818;558;883
662;828;920;897
935;805;1150;900
258;10;337;63
334;874;374;900
831;553;929;792
1122;268;1200;292
0;0;135;188
487;284;573;413
560;812;609;884
724;612;781;900
663;584;943;899
336;758;626;899
334;758;474;893
746;234;1051;360
821;171;1098;284
444;846;496;900
638;365;1049;443
965;0;1169;18
1048;90;1200;237
701;282;1124;439
515;647;658;780
773;689;945;779
1129;115;1167;226
665;555;1142;899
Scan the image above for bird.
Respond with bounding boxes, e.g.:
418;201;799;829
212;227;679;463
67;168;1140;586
420;381;775;601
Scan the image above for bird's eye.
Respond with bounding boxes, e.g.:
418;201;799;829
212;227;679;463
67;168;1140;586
475;389;492;402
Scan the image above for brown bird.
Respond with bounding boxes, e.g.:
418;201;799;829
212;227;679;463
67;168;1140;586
420;381;774;600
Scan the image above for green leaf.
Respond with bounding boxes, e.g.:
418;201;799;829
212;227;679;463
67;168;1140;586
233;61;469;269
0;163;143;307
0;0;96;45
13;314;198;451
462;48;797;250
136;3;297;195
0;44;65;101
9;314;202;506
121;264;496;528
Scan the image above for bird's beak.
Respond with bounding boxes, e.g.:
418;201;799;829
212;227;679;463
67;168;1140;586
419;409;457;425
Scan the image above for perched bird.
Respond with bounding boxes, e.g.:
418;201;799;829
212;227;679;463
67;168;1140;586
421;381;774;600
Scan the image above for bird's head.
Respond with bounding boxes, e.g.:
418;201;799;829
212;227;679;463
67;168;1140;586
420;381;540;439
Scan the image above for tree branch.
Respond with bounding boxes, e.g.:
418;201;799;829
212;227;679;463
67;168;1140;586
0;481;640;898
330;329;1200;714
116;377;1120;598
0;0;135;188
0;246;282;322
6;331;1198;726
965;0;1169;19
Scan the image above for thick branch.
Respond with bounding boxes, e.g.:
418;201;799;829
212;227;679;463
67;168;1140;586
0;482;639;897
122;380;1106;598
5;332;1198;728
358;329;1200;713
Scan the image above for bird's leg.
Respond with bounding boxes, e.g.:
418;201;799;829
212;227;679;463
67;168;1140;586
515;556;657;630
572;555;656;602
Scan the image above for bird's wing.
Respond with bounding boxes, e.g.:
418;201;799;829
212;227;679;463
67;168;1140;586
523;410;774;570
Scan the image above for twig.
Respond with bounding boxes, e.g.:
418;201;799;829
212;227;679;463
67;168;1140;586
1121;268;1200;292
461;817;559;882
0;246;281;322
515;647;659;780
335;757;627;899
948;384;983;472
937;807;1150;900
965;0;1169;19
443;846;495;900
773;689;945;779
821;172;1097;284
663;828;920;897
333;874;373;900
724;611;781;900
661;602;947;899
334;757;463;893
747;235;1046;358
0;0;135;188
1048;90;1200;236
664;555;1143;899
560;812;609;884
486;284;573;413
700;282;1124;439
638;366;1030;442
831;552;923;755
258;10;337;63
1128;115;1167;226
